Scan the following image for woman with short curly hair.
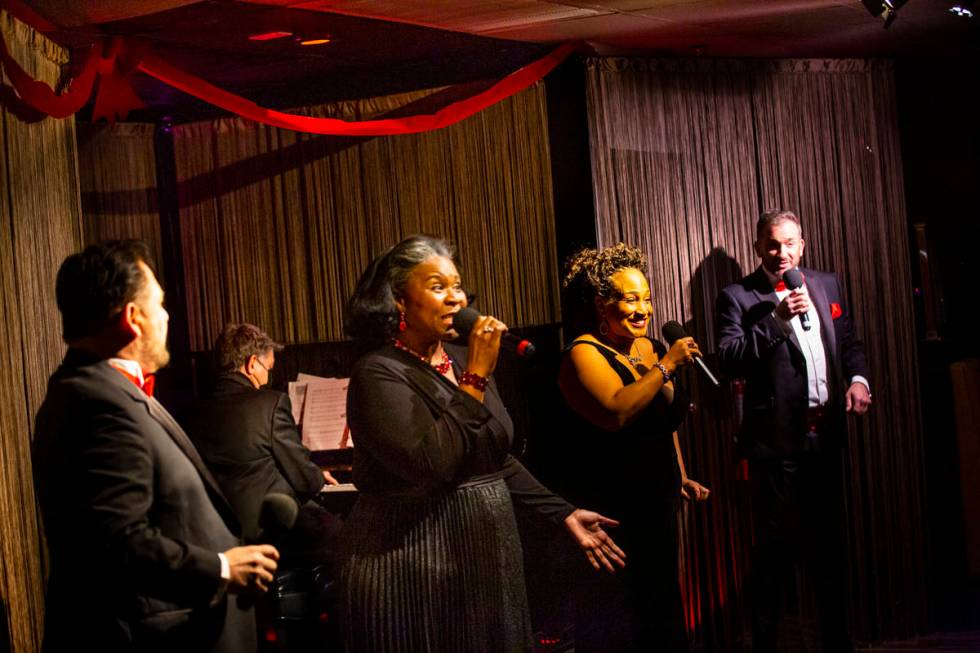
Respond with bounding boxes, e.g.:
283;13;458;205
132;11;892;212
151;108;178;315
558;243;710;652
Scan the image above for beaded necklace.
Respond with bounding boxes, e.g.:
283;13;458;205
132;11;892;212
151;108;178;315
392;339;453;375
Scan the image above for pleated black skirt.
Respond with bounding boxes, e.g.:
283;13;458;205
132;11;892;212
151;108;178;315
339;476;532;653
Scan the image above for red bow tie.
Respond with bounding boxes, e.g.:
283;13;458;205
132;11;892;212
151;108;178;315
110;365;155;397
142;375;156;397
774;280;786;292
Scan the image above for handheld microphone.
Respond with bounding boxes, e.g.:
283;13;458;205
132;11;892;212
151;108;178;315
256;493;299;545
452;307;536;359
238;493;298;608
781;267;811;331
661;321;720;387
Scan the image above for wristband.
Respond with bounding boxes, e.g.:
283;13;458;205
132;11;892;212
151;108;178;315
654;362;672;383
459;371;489;392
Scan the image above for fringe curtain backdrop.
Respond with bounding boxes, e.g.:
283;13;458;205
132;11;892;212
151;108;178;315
0;11;83;653
173;84;559;351
586;58;926;649
77;123;163;274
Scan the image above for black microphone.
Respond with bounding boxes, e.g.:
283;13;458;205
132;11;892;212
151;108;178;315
238;493;298;609
781;267;811;331
452;307;536;359
661;321;720;387
256;493;299;545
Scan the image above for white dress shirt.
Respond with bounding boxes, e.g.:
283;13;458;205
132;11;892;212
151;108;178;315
761;267;870;407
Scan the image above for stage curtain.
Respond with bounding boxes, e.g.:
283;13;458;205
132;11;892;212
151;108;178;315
586;58;926;648
77;123;163;272
0;10;83;653
173;83;558;350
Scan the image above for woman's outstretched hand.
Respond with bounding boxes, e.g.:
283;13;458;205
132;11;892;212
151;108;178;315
563;508;626;573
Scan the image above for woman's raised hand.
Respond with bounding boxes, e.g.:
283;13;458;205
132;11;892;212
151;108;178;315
661;336;701;372
466;314;507;378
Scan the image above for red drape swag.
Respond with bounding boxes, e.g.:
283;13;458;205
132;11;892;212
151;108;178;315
0;0;574;134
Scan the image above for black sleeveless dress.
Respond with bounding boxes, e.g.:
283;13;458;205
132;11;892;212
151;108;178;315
560;338;691;652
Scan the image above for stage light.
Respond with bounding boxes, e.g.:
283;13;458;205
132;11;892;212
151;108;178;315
950;5;974;17
861;0;910;28
248;31;293;41
300;38;332;46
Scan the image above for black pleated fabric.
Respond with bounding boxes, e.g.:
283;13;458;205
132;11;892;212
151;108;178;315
339;476;531;653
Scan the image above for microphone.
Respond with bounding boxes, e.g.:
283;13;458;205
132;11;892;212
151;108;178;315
661;321;720;387
781;267;811;331
256;493;299;545
452;307;536;359
238;493;298;608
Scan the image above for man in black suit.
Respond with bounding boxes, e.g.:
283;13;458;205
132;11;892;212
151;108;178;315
715;210;872;653
33;241;279;653
184;323;339;568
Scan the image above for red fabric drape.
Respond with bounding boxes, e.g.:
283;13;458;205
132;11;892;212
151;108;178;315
136;44;574;135
1;0;574;135
0;37;100;118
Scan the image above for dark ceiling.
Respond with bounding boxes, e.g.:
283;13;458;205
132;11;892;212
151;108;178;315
21;0;980;123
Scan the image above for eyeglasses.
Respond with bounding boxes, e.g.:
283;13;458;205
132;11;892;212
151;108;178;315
254;357;272;373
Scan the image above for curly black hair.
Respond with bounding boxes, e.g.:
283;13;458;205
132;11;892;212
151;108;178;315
561;243;648;336
345;235;455;345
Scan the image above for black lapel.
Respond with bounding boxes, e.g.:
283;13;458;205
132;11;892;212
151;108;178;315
802;270;841;392
99;363;237;523
803;269;837;352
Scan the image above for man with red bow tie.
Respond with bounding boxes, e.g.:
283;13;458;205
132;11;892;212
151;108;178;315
715;210;872;653
33;240;279;652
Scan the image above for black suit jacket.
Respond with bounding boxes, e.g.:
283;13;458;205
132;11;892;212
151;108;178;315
33;350;254;653
183;373;324;542
715;267;870;458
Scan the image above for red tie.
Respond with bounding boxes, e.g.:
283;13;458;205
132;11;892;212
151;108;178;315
774;280;786;292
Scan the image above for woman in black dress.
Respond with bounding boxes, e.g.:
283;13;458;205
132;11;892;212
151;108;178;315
340;235;625;653
558;244;710;652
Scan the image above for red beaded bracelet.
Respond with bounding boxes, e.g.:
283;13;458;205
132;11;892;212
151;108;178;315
458;371;488;391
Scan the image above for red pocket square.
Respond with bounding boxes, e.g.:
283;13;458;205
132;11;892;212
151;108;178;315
830;303;842;319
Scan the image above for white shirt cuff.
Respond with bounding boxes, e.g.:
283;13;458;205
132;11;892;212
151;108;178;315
211;552;231;606
850;376;871;394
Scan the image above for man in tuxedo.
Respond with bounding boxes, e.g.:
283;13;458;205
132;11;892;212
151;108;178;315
715;210;872;653
33;241;279;653
184;323;340;568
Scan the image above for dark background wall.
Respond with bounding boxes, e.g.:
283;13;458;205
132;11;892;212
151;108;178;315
895;56;980;631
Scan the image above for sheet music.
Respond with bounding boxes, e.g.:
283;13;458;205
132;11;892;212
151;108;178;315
298;376;352;451
287;382;307;425
290;373;332;427
296;372;330;383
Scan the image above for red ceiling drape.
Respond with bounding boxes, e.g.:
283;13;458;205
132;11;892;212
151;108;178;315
0;0;574;134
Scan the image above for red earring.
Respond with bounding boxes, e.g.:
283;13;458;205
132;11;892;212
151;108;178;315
399;311;407;332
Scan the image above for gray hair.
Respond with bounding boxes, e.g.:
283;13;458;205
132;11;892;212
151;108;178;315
345;235;455;343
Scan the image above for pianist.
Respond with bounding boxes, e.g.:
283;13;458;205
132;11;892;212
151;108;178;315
183;323;340;568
